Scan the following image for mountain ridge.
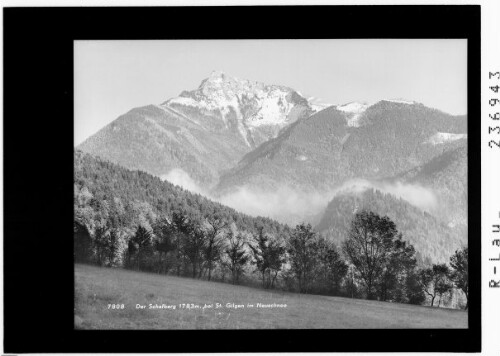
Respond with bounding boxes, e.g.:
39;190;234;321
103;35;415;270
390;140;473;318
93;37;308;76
215;101;467;195
78;72;318;188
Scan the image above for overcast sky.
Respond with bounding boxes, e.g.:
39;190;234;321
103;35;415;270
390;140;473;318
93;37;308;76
74;39;467;145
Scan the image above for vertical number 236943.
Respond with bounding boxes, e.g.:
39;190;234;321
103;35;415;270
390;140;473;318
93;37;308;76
489;72;500;149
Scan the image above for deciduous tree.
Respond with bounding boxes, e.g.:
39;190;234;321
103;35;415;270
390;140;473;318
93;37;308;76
153;218;176;274
316;237;348;295
450;247;468;309
249;227;285;289
342;210;397;299
377;233;418;302
128;225;153;270
419;263;453;307
74;221;92;263
287;223;318;293
225;231;249;284
203;214;228;281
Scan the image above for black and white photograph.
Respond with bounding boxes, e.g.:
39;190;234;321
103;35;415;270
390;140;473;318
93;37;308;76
3;3;494;354
74;39;469;330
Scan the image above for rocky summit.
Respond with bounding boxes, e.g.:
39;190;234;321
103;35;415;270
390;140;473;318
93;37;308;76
78;71;316;188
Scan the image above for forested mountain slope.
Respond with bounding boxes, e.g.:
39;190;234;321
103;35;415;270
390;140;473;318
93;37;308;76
216;101;467;194
316;188;466;263
398;145;467;227
74;150;287;236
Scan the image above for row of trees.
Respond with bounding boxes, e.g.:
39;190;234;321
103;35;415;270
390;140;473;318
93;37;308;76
74;149;285;242
342;211;468;308
419;248;468;309
316;188;466;265
74;208;468;309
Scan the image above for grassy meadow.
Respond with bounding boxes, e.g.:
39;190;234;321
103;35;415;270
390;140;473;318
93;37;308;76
75;264;467;329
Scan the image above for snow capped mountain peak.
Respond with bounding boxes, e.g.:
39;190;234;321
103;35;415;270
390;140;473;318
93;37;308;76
161;72;313;147
381;98;417;105
209;69;226;78
202;70;225;85
336;101;370;127
307;96;332;112
336;101;370;114
160;73;433;146
201;70;242;88
194;71;274;103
